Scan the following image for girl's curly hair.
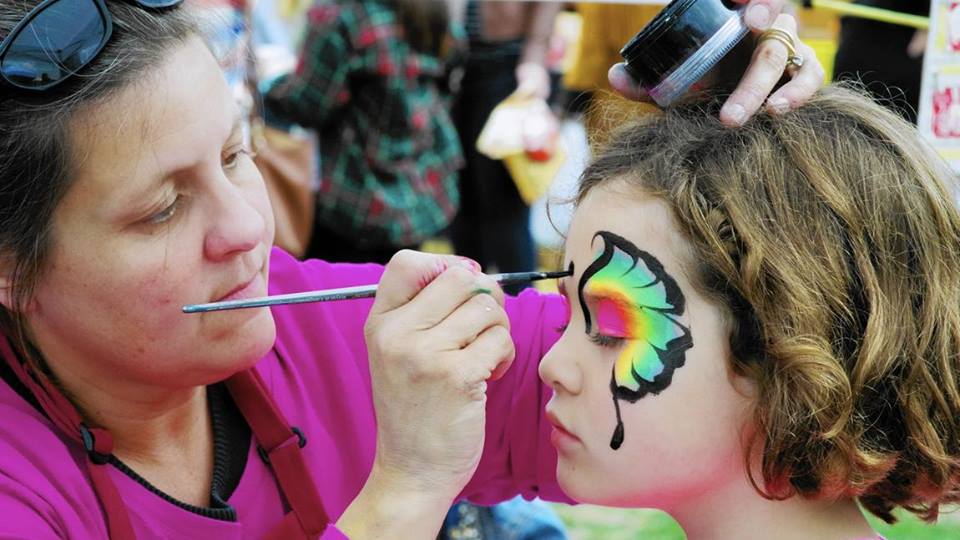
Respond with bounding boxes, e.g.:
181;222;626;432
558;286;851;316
578;85;960;523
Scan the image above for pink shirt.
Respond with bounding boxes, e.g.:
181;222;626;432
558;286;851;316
0;249;568;538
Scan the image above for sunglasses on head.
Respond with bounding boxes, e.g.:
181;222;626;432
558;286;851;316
0;0;183;92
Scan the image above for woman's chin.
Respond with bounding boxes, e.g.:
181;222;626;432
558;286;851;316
234;316;277;368
201;314;277;381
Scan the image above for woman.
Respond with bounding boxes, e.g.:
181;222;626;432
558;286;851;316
540;85;960;538
0;0;821;538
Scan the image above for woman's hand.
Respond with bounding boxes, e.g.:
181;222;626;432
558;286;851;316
337;251;515;539
608;0;826;126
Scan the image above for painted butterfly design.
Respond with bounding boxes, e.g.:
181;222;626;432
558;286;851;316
577;231;693;449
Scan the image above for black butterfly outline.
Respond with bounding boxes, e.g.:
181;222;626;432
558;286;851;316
576;231;694;449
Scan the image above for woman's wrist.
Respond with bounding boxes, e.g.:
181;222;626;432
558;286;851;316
336;464;455;539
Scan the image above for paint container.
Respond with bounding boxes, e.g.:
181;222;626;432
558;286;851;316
620;0;750;107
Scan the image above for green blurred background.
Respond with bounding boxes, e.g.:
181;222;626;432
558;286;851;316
548;504;960;539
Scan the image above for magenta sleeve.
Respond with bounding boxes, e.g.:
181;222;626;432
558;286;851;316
461;287;573;504
0;473;68;539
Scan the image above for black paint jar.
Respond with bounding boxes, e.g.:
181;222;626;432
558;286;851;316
620;0;749;107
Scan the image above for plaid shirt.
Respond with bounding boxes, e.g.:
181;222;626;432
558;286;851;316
266;0;465;248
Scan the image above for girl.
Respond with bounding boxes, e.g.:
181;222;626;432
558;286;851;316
540;85;960;539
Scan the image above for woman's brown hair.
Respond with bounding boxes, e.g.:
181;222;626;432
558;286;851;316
578;85;960;523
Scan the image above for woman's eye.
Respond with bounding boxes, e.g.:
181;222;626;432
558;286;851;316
146;197;179;225
589;333;624;348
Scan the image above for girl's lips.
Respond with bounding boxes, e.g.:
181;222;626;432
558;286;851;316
550;425;581;451
546;409;581;451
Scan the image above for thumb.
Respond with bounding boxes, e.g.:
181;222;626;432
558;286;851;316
371;250;481;316
608;63;649;102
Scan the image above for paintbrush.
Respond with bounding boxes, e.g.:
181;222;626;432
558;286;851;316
182;270;572;313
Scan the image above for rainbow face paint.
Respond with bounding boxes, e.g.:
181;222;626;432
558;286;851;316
578;231;693;450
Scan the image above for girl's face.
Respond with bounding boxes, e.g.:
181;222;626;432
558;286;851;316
539;182;755;512
20;38;276;390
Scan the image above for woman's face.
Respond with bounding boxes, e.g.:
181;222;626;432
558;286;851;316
539;182;754;511
22;37;276;389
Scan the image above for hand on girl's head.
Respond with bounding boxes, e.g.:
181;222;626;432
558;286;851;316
609;0;824;126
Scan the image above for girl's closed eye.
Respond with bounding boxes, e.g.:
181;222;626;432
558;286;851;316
589;333;625;348
145;196;180;225
555;292;572;334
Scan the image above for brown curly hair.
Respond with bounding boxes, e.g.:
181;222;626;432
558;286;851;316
577;85;960;523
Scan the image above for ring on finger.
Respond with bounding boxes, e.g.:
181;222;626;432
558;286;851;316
758;28;804;73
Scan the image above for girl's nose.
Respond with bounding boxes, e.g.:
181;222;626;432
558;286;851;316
538;336;583;396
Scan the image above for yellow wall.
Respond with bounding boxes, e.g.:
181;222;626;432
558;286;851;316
798;7;841;80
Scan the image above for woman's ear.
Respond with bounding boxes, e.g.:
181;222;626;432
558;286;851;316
0;257;18;311
0;258;39;314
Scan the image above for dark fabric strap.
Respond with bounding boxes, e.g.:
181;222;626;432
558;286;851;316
225;368;329;537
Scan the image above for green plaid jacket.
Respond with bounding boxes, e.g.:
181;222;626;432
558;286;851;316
266;0;464;248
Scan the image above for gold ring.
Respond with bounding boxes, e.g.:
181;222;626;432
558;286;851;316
759;28;804;71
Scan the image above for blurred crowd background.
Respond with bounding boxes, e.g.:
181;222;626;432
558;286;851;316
190;1;951;538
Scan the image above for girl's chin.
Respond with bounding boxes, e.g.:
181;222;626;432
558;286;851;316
558;466;655;509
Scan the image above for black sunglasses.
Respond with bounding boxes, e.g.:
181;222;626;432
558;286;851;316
0;0;183;91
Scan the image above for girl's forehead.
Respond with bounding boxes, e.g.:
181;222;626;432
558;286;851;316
562;187;696;293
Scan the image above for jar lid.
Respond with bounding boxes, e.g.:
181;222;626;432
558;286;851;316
621;0;749;107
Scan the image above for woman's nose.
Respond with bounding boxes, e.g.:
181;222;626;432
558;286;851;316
204;181;267;261
538;336;583;396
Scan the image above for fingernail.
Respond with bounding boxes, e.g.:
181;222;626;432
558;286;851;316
608;64;626;84
458;257;481;273
722;103;747;125
473;287;493;296
767;97;790;114
745;5;771;28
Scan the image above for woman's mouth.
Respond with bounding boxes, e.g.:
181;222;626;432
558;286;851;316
217;272;264;302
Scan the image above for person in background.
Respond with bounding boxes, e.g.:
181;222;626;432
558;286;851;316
450;0;562;290
832;0;929;123
265;0;465;264
562;2;663;115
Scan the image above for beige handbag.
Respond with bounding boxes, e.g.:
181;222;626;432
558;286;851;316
243;5;317;258
250;118;317;258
